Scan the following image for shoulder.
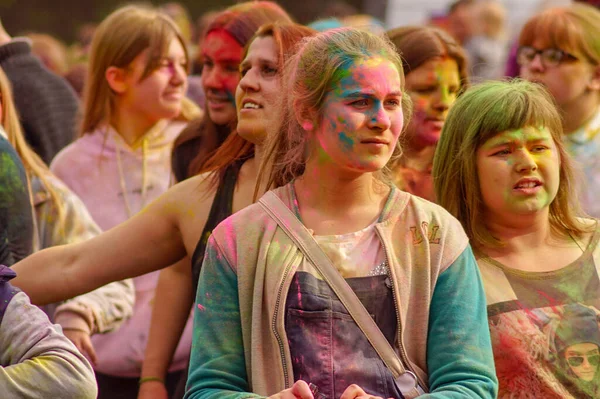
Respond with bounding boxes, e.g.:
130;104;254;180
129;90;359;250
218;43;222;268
50;135;101;172
387;191;470;269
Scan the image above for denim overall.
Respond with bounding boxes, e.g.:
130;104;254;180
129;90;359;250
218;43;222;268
285;270;404;399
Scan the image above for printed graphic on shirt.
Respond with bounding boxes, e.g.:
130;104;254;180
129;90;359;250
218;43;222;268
484;249;600;398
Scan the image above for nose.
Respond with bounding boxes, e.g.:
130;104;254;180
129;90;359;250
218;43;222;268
432;86;453;112
525;53;545;74
202;66;223;91
367;102;391;131
238;68;259;93
170;63;187;87
515;149;537;172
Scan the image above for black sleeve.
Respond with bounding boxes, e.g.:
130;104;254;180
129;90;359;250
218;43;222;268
0;136;33;265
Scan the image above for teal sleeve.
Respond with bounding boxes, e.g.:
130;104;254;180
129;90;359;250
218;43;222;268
423;245;498;398
184;235;263;399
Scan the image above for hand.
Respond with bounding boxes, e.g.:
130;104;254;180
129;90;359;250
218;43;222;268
63;328;97;365
268;380;314;399
340;384;387;399
137;380;168;399
0;19;11;45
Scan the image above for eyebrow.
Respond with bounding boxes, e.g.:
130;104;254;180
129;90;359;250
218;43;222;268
342;90;403;98
486;136;552;148
240;57;278;69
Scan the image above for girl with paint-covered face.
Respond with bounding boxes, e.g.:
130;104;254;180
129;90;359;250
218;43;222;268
185;28;497;399
386;26;468;202
434;79;599;398
518;3;600;218
171;1;291;182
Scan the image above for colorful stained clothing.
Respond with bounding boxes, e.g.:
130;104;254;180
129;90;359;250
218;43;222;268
479;221;600;398
0;134;32;266
564;107;600;218
0;265;97;399
185;183;498;399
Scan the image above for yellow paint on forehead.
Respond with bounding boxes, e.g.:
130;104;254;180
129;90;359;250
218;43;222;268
483;126;552;148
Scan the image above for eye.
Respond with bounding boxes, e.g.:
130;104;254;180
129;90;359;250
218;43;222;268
239;66;250;77
531;145;548;152
225;64;239;73
261;65;278;76
350;99;369;108
413;86;436;95
203;58;214;69
492;148;510;156
384;98;401;107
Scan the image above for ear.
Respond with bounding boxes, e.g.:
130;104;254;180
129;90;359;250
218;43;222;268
105;66;129;94
293;98;317;132
589;64;600;92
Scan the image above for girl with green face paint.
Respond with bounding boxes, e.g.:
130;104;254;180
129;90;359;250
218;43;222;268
434;79;600;398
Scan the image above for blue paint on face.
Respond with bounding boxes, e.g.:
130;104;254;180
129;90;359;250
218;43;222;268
339;132;354;151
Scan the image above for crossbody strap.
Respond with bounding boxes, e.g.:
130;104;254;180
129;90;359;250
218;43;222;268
259;191;425;398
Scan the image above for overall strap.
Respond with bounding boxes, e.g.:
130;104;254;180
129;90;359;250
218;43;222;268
259;191;425;398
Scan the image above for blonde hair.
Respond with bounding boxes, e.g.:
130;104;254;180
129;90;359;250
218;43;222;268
433;80;588;250
260;28;412;191
519;3;600;66
0;67;65;225
80;4;199;136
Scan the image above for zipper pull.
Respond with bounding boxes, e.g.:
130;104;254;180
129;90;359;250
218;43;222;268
385;276;392;288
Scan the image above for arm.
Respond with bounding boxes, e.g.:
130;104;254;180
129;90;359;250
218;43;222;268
139;256;193;399
423;246;498;398
10;179;195;305
184;236;261;399
54;278;135;335
0;292;97;399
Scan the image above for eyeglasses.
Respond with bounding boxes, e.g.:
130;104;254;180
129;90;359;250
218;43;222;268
517;46;578;68
566;354;600;367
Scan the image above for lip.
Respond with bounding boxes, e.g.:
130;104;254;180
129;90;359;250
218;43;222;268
360;138;389;146
425;118;445;130
163;91;183;101
239;98;263;112
513;177;543;195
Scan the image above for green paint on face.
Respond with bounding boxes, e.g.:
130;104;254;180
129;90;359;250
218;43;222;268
339;132;354;151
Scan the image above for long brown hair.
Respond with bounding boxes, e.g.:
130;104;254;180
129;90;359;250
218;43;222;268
80;4;197;136
433;80;589;250
199;22;316;189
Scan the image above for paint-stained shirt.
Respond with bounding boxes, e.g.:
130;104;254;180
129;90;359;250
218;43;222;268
479;222;600;398
564;107;600;218
0;135;33;265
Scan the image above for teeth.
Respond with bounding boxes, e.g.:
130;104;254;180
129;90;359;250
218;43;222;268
243;102;260;109
516;182;538;189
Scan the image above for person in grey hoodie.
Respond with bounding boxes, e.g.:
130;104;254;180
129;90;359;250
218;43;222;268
0;265;97;398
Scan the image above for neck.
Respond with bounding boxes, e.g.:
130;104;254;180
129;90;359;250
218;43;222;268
111;106;159;147
562;94;600;135
240;140;270;197
295;158;387;216
401;144;436;169
482;209;555;255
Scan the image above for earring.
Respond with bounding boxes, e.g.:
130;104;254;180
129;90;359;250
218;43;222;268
302;121;313;131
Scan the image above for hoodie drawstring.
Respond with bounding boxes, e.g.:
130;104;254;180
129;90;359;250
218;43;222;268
116;137;149;219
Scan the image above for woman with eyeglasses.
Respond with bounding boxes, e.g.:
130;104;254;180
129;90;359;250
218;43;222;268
518;3;600;217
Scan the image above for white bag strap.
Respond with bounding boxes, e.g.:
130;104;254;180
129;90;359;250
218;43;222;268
259;191;425;398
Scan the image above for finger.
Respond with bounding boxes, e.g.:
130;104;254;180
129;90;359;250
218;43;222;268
340;384;367;399
81;336;98;366
291;380;314;399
